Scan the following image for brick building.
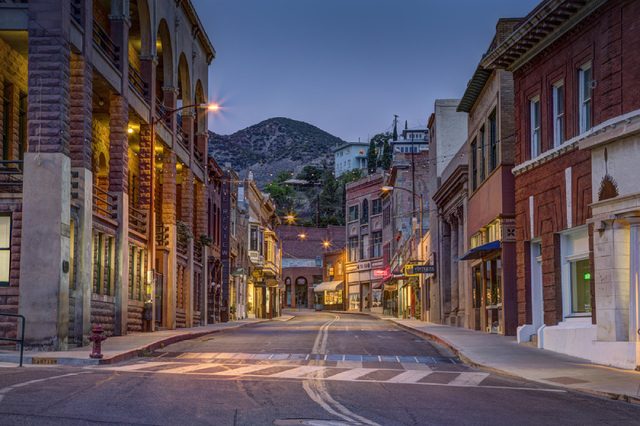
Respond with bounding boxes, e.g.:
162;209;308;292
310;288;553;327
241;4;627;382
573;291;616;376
206;157;223;322
279;224;345;308
345;173;385;312
0;0;214;347
456;19;519;335
482;0;640;368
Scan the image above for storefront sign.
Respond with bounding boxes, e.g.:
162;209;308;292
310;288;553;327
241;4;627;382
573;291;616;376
411;264;436;274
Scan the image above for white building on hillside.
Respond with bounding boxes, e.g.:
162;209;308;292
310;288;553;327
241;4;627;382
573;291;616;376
333;142;369;177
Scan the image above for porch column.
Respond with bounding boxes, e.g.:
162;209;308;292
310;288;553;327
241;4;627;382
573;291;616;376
109;94;129;335
19;0;72;348
627;219;640;343
450;215;459;323
440;218;451;319
162;87;178;134
108;0;130;94
162;151;177;329
69;51;94;345
181;167;195;327
457;207;466;325
181;113;195;158
140;55;157;106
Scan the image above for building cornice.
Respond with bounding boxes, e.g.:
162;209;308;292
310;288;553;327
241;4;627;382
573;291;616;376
481;0;605;72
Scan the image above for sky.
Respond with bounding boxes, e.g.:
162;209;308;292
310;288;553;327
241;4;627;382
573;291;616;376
192;0;539;141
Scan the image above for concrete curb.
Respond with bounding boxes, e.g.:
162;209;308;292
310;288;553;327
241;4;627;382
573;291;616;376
0;319;272;367
387;320;640;404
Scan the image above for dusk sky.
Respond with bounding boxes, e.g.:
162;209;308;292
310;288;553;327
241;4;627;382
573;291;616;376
192;0;539;141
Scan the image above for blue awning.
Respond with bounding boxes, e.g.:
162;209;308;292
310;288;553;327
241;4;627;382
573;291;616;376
460;240;501;261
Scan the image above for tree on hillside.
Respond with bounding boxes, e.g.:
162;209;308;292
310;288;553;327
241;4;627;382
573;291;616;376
368;132;392;171
264;171;296;216
367;139;377;175
296;165;323;184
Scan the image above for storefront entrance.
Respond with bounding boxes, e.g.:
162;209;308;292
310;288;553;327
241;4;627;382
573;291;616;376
295;277;308;308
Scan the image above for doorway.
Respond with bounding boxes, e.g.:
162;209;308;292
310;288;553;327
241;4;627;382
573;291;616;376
530;241;544;338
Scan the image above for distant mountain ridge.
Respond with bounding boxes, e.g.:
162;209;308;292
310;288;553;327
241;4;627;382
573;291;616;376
208;117;344;187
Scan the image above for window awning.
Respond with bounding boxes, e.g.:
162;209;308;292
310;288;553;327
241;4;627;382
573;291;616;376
460;240;501;261
313;281;343;293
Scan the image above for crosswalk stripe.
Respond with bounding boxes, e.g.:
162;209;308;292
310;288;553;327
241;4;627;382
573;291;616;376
326;368;372;381
211;364;273;376
155;363;219;374
386;370;432;383
111;362;173;371
269;366;326;378
447;372;489;386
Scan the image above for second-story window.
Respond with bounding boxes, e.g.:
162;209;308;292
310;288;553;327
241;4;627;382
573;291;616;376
471;138;478;191
348;205;359;222
578;63;592;134
488;110;497;172
348;236;359;262
371;231;382;258
552;82;565;147
250;225;258;251
359;234;369;260
530;97;541;158
361;199;369;224
372;198;382;215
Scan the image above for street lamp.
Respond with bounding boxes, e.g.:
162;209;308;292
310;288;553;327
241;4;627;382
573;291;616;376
298;232;307;241
322;240;331;250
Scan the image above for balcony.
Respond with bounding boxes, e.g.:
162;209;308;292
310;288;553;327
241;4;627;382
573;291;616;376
70;0;82;25
176;237;188;258
92;21;120;69
128;64;149;101
176;121;189;153
0;161;23;193
155;98;171;127
194;147;204;164
128;205;148;237
93;186;117;223
194;243;203;265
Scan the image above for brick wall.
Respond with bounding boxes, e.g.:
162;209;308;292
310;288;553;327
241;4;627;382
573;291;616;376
69;52;93;169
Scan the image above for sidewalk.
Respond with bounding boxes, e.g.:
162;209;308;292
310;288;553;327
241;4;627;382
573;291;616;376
385;317;640;402
0;314;294;367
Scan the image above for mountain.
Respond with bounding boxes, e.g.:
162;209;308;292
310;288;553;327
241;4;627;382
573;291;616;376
208;117;344;187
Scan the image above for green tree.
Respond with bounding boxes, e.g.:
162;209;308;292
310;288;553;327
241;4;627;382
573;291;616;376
367;139;377;174
368;132;392;170
264;170;296;216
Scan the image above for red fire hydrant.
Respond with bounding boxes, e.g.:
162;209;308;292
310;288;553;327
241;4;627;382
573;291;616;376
89;324;107;359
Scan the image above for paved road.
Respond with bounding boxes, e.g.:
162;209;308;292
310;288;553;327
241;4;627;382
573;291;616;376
0;311;639;425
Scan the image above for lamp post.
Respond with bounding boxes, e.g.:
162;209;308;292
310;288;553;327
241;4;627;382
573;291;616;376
148;102;220;329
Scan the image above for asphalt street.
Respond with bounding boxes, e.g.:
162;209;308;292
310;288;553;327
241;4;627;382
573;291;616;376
0;311;638;425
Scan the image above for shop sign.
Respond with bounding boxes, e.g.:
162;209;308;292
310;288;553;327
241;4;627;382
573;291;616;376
411;264;436;274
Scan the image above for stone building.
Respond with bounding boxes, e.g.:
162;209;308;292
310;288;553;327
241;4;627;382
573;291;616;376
425;100;468;324
483;0;640;368
456;19;519;335
0;0;214;347
241;173;282;319
206;157;223;323
279;224;345;308
344;172;385;312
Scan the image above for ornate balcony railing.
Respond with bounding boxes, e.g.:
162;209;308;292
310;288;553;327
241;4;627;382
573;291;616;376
93;21;120;69
155;98;171;127
129;205;148;236
194;243;203;265
128;64;149;101
177;237;188;257
194;147;204;164
156;222;168;247
93;186;117;221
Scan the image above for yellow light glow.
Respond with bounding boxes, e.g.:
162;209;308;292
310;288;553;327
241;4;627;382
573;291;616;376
322;240;331;249
127;127;134;134
298;233;307;240
285;213;296;224
207;103;221;112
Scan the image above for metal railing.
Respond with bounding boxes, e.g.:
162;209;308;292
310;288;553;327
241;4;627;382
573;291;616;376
176;121;189;152
194;147;204;164
0;313;25;367
93;21;120;68
0;160;23;190
93;186;117;220
129;205;148;235
177;237;188;257
194;243;203;264
155;98;171;127
128;64;149;100
70;0;82;25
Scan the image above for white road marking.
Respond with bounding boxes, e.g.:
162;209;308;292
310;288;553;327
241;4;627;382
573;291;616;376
448;372;490;386
270;366;326;378
326;368;371;381
0;372;90;404
155;363;219;374
105;361;173;371
386;370;432;384
212;364;274;376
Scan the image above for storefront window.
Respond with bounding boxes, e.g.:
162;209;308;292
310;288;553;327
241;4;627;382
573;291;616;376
348;284;360;310
0;215;10;285
348;236;359;262
571;259;591;313
472;265;482;308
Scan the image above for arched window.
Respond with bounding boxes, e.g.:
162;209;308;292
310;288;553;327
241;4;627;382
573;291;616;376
361;199;369;224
